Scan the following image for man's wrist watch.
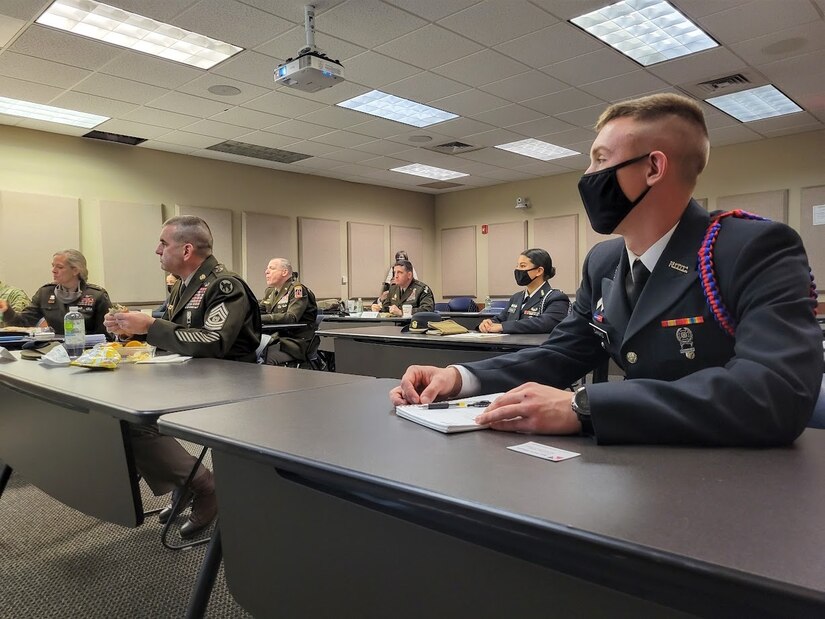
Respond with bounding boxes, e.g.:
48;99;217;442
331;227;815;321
571;386;593;436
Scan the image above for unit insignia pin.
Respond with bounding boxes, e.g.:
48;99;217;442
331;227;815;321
676;327;695;359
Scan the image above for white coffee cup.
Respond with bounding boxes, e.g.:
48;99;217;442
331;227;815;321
402;304;413;317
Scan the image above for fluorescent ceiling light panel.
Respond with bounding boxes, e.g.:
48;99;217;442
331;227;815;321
705;85;802;122
0;95;108;128
495;138;579;161
570;0;717;66
37;0;242;69
390;163;468;181
337;90;458;127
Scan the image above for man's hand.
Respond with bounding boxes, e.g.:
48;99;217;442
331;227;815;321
0;299;8;313
370;303;382;312
388;304;403;317
104;311;155;336
390;365;462;405
474;382;581;435
478;319;502;333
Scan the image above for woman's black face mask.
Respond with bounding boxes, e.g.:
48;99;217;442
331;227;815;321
578;153;651;234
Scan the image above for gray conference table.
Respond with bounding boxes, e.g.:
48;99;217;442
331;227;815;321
318;324;548;378
0;353;369;527
160;380;825;618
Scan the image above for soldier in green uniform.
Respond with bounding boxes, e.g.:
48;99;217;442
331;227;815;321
373;259;434;316
0;250;111;334
260;258;318;364
0;279;31;327
104;216;261;538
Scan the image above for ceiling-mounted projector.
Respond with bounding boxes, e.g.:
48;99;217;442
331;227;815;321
274;5;344;93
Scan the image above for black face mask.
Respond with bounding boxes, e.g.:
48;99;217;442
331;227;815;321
578;153;651;234
514;268;539;287
166;285;174;294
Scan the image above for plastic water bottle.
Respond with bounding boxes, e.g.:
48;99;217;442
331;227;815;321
357;297;363;313
63;306;85;360
485;295;492;310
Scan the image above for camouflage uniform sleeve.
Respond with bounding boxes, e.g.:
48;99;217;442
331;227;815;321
6;287;31;313
147;276;250;358
3;287;46;327
414;285;434;313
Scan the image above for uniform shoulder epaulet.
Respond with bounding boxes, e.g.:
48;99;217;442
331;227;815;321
213;263;226;274
84;283;104;291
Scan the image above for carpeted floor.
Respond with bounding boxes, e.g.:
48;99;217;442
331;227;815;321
0;448;252;618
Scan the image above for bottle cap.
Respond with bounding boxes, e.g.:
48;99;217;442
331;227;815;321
69;306;79;311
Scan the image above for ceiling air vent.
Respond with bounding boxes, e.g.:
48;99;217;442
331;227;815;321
207;140;312;163
426;141;482;155
418;181;463;189
83;130;146;146
677;70;761;99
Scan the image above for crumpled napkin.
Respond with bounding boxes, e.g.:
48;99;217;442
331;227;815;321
39;344;71;366
0;346;16;362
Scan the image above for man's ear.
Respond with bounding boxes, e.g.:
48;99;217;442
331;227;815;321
647;151;668;185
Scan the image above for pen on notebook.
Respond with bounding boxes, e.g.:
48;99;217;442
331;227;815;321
426;400;491;409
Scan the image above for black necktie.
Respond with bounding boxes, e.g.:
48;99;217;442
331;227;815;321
626;259;650;309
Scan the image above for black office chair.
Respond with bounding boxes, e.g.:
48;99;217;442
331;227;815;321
434;302;450;311
447;297;478;312
283;315;328;371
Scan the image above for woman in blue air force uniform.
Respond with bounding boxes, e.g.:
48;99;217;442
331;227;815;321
478;248;570;334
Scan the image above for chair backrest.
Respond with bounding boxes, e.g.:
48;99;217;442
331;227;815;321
447;297;477;312
434;302;450;312
490;299;509;309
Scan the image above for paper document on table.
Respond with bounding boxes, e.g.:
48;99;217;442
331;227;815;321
0;347;16;362
442;332;505;339
395;393;503;433
136;354;192;364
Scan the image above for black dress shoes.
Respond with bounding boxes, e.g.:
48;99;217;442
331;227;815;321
158;485;193;525
180;467;217;538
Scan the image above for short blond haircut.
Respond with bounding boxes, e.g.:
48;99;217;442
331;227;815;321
596;93;709;181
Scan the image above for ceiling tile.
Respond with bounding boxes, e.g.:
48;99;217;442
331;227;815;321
460;127;525;147
384;72;469;102
669;0;752;19
759;50;825;84
283;140;338;156
172;0;293;48
542;48;638;86
438;0;558;47
0;52;90;90
177;74;269;105
578;70;670;102
0;14;25;48
243;90;326;117
255;27;365;64
472;103;546;127
758;123;824;139
74;73;167;105
154;130;222;149
146;91;229;118
708;123;762;147
508;116;575;138
312;130;374;148
729;21;825;68
512;160;570;176
698;0;821;45
376;25;483;70
291;157;345;170
479;71;568;103
494;22;602;68
180;119;250;139
239;0;345;21
51;91;138;117
348;118;409;138
521;88;604;116
431;89;511;116
237;130;300;149
433;49;530;87
296;105;366;129
429;117;495;139
646;46;751;85
100;54;202;90
317;0;427;48
554;104;605;129
322;149;377;163
382;0;482;21
351;140;410;155
535;126;596;147
0;74;64;104
283;81;370;105
268;119;333;139
528;0;616;21
9;25;121;70
343;51;420;89
360;155;409;169
208;106;286;130
138;141;197;155
93;119;170;139
211;50;281;89
122;106;201;129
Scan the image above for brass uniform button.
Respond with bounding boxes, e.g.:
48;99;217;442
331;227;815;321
626;351;638;364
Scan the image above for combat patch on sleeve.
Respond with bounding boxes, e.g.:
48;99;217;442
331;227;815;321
219;279;234;294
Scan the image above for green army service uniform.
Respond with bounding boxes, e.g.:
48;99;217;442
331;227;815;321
0;281;31;327
260;279;318;361
147;255;261;362
3;281;111;335
381;278;434;314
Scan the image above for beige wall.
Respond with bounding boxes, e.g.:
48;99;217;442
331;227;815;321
0;124;435;300
434;129;825;300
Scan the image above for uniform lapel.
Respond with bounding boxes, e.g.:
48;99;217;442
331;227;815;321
623;201;709;344
521;282;549;315
602;250;630;335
